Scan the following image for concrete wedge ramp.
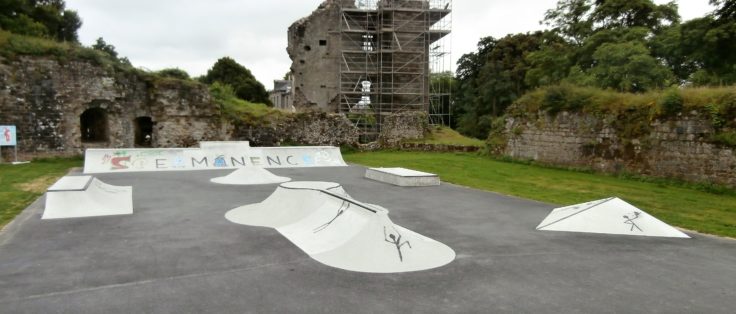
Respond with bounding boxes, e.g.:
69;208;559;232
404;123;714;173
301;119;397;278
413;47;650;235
43;176;133;219
210;167;291;185
536;197;690;238
225;181;455;273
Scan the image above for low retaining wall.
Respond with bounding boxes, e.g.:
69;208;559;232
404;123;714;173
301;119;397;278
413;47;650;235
398;143;481;152
501;111;736;187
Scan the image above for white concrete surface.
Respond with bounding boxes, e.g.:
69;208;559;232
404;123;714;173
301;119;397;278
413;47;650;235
225;181;455;273
365;167;440;186
536;197;690;238
43;177;133;219
47;175;93;191
210;167;291;185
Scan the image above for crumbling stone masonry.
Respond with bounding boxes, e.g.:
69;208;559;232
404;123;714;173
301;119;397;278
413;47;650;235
287;0;452;137
287;0;347;111
501;112;736;187
0;56;224;157
0;55;433;159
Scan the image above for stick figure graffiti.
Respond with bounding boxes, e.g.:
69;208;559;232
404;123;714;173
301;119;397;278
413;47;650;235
384;226;412;262
623;211;643;232
313;201;350;233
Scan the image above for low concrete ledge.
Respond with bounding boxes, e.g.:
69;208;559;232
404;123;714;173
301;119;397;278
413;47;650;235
365;167;440;187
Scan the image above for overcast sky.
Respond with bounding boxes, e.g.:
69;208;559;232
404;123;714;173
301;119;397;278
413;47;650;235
65;0;714;89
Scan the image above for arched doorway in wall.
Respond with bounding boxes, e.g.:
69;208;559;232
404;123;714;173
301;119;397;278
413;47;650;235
134;116;153;147
80;108;109;143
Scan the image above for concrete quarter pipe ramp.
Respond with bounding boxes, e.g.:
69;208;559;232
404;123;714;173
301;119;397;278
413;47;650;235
43;176;133;219
225;181;455;273
210;167;291;185
536;197;690;238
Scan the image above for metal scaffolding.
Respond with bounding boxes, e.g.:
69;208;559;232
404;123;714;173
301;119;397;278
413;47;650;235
338;0;452;141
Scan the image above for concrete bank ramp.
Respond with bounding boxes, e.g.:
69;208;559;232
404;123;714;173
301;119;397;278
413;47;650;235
43;176;133;219
225;181;455;273
536;197;690;238
210;167;291;185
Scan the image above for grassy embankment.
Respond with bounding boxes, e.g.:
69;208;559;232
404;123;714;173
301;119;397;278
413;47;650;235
0;158;83;229
344;151;736;238
507;84;736;147
404;126;485;147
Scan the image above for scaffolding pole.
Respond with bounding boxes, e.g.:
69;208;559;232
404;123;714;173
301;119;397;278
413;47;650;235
338;0;452;141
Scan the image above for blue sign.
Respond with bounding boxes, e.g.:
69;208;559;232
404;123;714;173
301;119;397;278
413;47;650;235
0;125;16;146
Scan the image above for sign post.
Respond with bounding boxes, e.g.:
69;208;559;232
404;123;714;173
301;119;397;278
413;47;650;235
0;125;20;164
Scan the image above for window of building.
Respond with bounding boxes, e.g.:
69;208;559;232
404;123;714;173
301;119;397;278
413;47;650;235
134;116;153;147
319;39;327;46
80;108;108;143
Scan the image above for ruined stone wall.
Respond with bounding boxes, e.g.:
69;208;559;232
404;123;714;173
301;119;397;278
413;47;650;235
230;110;429;148
287;0;347;110
0;56;224;157
231;111;359;146
378;111;428;145
502;112;736;187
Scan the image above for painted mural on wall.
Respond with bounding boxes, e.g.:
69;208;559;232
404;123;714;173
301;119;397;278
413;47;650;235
84;146;347;173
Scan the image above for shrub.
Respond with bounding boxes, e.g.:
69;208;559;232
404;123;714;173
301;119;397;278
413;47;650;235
0;30;134;73
511;84;736;120
156;68;190;80
712;131;736;147
658;88;683;116
209;82;281;125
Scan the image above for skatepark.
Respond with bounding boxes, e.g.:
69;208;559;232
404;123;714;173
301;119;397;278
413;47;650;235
0;144;735;313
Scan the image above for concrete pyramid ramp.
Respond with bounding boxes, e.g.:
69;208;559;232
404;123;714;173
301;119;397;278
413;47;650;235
210;167;291;185
536;197;690;238
225;181;455;273
43;176;133;219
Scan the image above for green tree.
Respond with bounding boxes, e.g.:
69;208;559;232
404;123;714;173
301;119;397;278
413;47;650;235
590;0;679;31
157;68;190;80
711;0;736;21
455;33;544;138
543;0;594;45
687;0;736;85
524;32;574;87
430;71;456;126
590;41;673;92
92;37;118;59
540;0;680;89
202;57;270;105
0;0;81;42
58;9;81;42
650;23;698;84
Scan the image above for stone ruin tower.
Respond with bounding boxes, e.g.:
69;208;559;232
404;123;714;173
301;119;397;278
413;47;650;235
288;0;452;140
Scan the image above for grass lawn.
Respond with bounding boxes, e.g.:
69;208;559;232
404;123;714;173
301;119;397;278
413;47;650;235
344;151;736;238
405;126;484;147
0;158;82;228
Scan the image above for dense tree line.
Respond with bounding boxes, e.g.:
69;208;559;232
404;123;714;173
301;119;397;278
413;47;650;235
454;0;736;138
0;0;81;42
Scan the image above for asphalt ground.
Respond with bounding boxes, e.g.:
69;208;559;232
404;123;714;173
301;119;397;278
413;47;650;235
1;165;735;313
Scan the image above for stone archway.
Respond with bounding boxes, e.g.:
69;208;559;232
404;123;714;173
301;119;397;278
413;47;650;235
134;116;153;147
80;108;108;143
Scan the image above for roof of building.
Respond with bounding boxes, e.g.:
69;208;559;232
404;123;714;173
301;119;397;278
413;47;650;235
272;80;292;93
